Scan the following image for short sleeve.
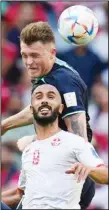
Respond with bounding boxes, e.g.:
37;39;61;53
17;157;26;192
53;69;86;118
18;168;26;191
75;142;104;167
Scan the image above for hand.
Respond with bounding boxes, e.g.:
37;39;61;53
17;135;35;151
65;162;92;183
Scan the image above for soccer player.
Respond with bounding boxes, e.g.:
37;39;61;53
2;84;108;209
2;21;94;209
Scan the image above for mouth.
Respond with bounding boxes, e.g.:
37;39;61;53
39;105;52;114
29;68;38;71
29;68;40;72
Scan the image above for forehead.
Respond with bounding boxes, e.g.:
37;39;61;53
33;85;60;95
20;41;46;54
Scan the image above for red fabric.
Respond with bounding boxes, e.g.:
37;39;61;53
1;169;7;187
94;133;108;150
1;80;11;114
1;168;19;188
10;171;20;183
4;3;20;25
2;40;18;61
34;3;47;21
96;164;105;167
4;3;47;26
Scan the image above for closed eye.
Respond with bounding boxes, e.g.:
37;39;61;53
36;96;42;100
48;91;56;99
48;95;55;99
35;94;42;100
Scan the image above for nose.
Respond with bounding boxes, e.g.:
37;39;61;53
41;101;48;105
26;57;33;65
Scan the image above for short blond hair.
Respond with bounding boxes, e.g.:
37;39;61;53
20;21;55;45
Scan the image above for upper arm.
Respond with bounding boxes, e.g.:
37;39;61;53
54;69;88;139
64;112;87;140
76;142;104;167
56;71;86;117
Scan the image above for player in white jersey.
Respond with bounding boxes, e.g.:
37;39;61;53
2;84;108;209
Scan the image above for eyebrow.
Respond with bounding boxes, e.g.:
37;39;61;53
34;91;56;95
34;92;42;96
20;52;27;56
21;52;39;55
48;91;56;94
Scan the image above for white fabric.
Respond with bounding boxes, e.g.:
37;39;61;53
18;130;104;209
64;92;77;107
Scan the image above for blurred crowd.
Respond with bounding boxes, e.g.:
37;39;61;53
1;1;108;209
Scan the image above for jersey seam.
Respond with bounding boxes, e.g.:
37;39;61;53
62;110;85;119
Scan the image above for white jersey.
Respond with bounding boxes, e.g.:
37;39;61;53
18;130;104;209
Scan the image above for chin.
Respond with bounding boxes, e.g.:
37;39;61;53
29;72;41;79
29;73;35;79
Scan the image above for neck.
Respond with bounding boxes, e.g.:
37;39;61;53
34;119;61;140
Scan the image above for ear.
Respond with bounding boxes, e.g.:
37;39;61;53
59;104;64;114
51;48;56;57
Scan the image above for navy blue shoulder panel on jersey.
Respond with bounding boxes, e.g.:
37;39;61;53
42;58;87;118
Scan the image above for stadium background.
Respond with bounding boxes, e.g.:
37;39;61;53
1;1;108;209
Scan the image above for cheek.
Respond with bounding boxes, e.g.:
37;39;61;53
51;102;59;109
42;57;49;68
32;101;39;109
41;60;46;68
34;102;39;108
35;59;45;70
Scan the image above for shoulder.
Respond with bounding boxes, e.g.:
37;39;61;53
60;130;86;148
17;135;36;152
22;137;37;157
53;59;78;79
51;58;86;90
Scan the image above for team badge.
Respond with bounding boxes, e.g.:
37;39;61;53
51;138;61;146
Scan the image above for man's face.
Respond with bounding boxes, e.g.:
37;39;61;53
20;41;56;79
31;85;63;126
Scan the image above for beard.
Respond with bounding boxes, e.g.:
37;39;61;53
33;107;60;126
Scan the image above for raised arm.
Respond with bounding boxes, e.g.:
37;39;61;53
54;66;89;141
1;104;33;135
89;165;108;184
66;141;108;184
2;187;23;207
66;163;108;184
64;112;88;141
